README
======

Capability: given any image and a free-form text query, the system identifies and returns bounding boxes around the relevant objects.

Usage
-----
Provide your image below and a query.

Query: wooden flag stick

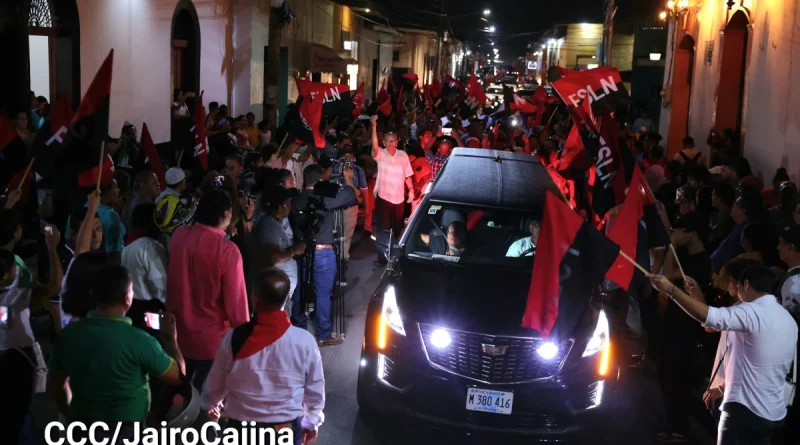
[670,244,687,282]
[96,142,106,193]
[277,132,289,151]
[177,148,185,167]
[618,249,650,276]
[16,158,35,191]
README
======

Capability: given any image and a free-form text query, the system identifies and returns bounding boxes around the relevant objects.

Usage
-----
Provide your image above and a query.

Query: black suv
[357,148,620,440]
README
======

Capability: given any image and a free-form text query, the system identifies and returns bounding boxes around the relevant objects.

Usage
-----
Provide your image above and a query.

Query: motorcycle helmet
[155,193,197,234]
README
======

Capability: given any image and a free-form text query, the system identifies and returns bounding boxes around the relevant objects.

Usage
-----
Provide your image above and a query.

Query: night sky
[367,0,660,61]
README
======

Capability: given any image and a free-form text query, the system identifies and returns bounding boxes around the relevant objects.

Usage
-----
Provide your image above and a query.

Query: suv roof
[427,148,561,211]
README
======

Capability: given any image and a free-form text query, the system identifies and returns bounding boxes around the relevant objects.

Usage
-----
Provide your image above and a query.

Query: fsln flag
[141,123,166,191]
[295,78,354,119]
[32,92,74,178]
[192,91,209,171]
[522,191,619,339]
[69,49,114,169]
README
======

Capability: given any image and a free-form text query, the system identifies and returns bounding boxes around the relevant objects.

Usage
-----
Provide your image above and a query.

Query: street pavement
[25,228,716,444]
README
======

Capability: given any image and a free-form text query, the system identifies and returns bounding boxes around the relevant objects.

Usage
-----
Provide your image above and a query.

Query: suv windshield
[404,201,540,266]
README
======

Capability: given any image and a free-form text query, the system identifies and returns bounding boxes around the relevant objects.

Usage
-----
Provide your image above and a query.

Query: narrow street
[313,231,716,445]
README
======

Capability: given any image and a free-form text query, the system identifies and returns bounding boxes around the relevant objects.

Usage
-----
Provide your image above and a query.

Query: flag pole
[640,173,687,281]
[177,148,185,167]
[16,158,36,191]
[618,249,650,276]
[96,142,106,193]
[670,244,687,282]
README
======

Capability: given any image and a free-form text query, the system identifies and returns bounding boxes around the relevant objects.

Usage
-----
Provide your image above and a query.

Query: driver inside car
[506,219,541,257]
[421,221,467,256]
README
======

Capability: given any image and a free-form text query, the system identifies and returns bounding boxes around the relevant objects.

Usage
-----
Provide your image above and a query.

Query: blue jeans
[292,248,336,340]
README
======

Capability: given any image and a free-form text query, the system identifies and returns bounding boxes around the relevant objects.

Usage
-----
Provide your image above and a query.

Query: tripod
[296,208,347,339]
[332,208,347,339]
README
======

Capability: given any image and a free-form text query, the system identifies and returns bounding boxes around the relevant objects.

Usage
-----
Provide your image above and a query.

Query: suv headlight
[377,286,405,349]
[583,310,609,357]
[582,310,611,376]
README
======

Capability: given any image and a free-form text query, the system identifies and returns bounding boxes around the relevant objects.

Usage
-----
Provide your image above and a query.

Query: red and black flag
[591,114,628,218]
[31,92,74,178]
[550,66,628,112]
[503,85,537,114]
[284,95,325,148]
[0,114,19,152]
[443,74,463,97]
[192,91,209,171]
[295,78,354,119]
[604,167,669,290]
[430,78,443,99]
[462,74,487,116]
[69,49,114,170]
[0,114,27,191]
[377,99,392,117]
[141,123,166,191]
[351,83,365,118]
[402,73,419,86]
[376,78,390,104]
[522,191,619,339]
[395,84,405,118]
[77,153,115,189]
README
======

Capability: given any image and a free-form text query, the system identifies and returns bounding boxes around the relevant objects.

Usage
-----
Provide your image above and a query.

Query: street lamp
[488,26,496,32]
[490,42,495,46]
[659,0,689,20]
[365,8,371,13]
[483,9,491,15]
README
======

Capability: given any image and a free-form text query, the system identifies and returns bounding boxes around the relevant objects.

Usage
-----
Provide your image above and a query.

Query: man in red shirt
[166,189,250,391]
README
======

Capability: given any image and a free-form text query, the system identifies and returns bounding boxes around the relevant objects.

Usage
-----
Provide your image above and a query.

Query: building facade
[5,0,466,145]
[658,0,799,179]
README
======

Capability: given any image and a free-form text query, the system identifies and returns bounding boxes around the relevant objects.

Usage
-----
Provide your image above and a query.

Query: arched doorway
[170,0,200,164]
[171,0,200,96]
[667,34,695,158]
[714,10,749,144]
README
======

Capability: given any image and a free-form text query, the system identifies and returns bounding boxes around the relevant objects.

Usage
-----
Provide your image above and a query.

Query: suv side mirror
[372,230,397,261]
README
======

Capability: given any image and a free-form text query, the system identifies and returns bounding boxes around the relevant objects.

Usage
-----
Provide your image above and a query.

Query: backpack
[679,151,702,172]
[777,267,800,307]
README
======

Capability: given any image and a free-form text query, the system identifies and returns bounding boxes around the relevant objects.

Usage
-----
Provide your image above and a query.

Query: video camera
[330,156,353,180]
[293,180,340,243]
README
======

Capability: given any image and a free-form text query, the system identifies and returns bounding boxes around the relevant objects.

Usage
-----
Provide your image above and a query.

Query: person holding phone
[1,220,63,443]
[48,266,185,439]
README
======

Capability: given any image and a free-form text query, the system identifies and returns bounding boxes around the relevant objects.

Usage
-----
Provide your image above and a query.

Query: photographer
[291,162,357,347]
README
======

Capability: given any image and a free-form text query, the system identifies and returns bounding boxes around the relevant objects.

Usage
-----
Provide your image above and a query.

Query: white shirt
[781,266,800,315]
[506,237,535,257]
[121,237,168,303]
[156,187,180,204]
[202,326,325,430]
[704,294,798,421]
[0,268,35,350]
[373,148,413,205]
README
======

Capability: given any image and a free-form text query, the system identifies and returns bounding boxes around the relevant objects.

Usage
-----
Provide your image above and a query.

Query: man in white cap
[156,167,188,203]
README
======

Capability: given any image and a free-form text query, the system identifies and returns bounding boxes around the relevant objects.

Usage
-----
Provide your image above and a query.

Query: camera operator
[290,162,357,347]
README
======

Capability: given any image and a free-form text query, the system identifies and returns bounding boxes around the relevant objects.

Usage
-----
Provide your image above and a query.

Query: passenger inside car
[420,221,468,256]
[506,219,541,257]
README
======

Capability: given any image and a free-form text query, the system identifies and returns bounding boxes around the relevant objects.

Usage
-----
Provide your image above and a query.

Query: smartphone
[442,128,453,136]
[213,175,225,188]
[0,305,8,325]
[40,220,53,235]
[144,312,161,330]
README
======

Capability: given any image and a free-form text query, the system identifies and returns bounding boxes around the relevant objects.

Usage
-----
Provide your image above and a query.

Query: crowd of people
[2,81,800,445]
[611,121,800,445]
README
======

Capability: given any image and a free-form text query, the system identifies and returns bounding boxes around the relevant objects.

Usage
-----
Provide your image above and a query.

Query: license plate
[465,388,513,415]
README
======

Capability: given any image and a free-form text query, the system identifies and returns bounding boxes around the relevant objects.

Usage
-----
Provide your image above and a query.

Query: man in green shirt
[48,265,185,428]
[0,207,33,287]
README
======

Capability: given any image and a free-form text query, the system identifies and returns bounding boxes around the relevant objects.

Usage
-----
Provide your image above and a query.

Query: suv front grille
[418,324,572,384]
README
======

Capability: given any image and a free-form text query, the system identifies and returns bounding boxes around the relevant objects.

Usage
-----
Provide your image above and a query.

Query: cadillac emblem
[481,344,507,356]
